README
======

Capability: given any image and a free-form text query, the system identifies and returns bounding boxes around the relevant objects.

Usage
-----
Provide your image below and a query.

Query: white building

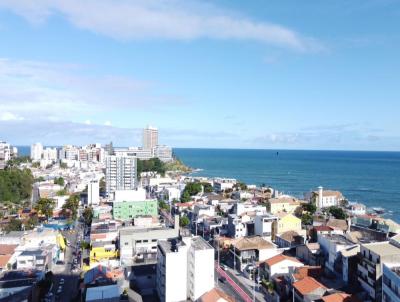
[114,188,146,202]
[88,179,100,205]
[42,147,58,161]
[156,236,214,302]
[0,141,15,169]
[105,155,137,198]
[254,214,278,241]
[262,254,304,280]
[383,263,400,302]
[30,143,43,162]
[313,186,344,209]
[153,145,173,162]
[143,125,158,151]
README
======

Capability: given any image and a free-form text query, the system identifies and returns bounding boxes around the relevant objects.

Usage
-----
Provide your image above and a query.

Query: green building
[113,200,158,220]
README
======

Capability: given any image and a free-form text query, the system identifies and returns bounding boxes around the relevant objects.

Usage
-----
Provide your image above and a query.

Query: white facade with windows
[30,143,43,161]
[88,179,100,205]
[143,126,158,151]
[156,236,214,302]
[105,155,137,198]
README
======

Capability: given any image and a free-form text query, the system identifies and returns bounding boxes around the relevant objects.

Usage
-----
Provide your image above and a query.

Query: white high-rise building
[105,155,137,199]
[0,141,14,169]
[143,126,158,151]
[157,236,214,302]
[88,179,100,205]
[42,147,58,161]
[30,143,43,161]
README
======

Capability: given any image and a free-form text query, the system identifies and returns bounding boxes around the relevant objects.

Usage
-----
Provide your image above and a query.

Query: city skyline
[0,1,400,150]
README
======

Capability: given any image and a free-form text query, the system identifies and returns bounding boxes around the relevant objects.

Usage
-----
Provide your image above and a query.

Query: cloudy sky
[0,0,399,150]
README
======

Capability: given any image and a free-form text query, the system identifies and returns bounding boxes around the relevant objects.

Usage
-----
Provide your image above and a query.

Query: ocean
[17,146,400,222]
[174,148,400,223]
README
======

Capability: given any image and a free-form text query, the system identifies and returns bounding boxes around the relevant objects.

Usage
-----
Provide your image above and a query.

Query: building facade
[156,236,214,302]
[383,263,400,302]
[113,200,158,220]
[143,126,158,151]
[30,143,43,161]
[105,155,137,198]
[88,179,100,206]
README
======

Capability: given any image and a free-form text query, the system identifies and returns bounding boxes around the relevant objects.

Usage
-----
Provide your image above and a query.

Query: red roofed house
[0,244,18,272]
[199,288,235,302]
[293,276,327,302]
[322,292,360,302]
[261,254,304,281]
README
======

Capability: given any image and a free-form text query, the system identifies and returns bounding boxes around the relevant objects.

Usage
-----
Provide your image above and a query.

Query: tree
[0,168,34,203]
[137,158,166,178]
[56,189,68,196]
[182,183,202,197]
[301,213,313,225]
[34,198,55,220]
[234,181,247,191]
[82,207,94,226]
[59,162,68,169]
[5,218,22,232]
[62,195,80,220]
[24,215,39,230]
[327,206,347,219]
[158,200,170,212]
[201,182,213,193]
[180,191,191,203]
[54,177,65,186]
[179,215,190,227]
[31,162,40,168]
[302,203,317,214]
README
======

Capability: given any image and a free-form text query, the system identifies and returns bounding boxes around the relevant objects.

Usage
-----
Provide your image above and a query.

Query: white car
[59,279,65,285]
[57,286,62,294]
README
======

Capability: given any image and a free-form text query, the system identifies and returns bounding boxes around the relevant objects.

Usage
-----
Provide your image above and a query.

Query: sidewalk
[225,267,265,302]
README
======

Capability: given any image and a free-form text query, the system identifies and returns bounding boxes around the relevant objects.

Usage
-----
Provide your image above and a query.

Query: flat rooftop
[364,241,400,257]
[191,236,213,251]
[158,239,185,254]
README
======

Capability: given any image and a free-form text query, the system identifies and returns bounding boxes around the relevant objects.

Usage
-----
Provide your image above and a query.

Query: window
[125,242,129,246]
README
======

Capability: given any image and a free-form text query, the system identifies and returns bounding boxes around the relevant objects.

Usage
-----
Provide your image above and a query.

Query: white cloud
[0,57,180,122]
[84,120,91,125]
[0,0,323,52]
[0,111,24,121]
[104,121,112,126]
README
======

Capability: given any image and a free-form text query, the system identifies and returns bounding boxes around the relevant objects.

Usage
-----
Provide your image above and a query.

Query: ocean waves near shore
[174,148,400,222]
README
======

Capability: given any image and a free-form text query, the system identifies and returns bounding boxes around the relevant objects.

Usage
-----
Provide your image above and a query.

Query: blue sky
[0,0,399,150]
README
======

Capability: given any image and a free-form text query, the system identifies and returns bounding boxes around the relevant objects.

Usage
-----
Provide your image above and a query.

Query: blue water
[174,148,400,222]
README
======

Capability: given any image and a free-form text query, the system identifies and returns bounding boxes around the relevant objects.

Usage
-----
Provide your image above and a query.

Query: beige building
[267,197,301,214]
[143,125,158,151]
[275,212,302,235]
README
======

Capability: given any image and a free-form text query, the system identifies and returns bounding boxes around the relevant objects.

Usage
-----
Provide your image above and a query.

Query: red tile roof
[293,266,323,281]
[0,255,12,268]
[313,226,333,232]
[200,288,235,302]
[265,254,302,267]
[322,293,359,302]
[293,276,326,295]
[0,244,18,255]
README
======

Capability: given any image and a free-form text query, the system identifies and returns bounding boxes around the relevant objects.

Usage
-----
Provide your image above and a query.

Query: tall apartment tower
[143,126,158,151]
[30,143,43,162]
[88,179,100,205]
[157,236,214,302]
[105,155,137,199]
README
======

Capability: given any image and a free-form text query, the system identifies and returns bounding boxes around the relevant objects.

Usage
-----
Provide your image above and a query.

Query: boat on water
[372,207,385,214]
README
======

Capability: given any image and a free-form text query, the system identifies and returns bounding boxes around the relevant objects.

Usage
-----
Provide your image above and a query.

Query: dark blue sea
[174,148,400,222]
[18,146,400,222]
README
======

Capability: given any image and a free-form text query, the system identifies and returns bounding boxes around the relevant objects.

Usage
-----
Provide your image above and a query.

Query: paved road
[48,222,82,302]
[215,262,252,302]
[215,270,245,302]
